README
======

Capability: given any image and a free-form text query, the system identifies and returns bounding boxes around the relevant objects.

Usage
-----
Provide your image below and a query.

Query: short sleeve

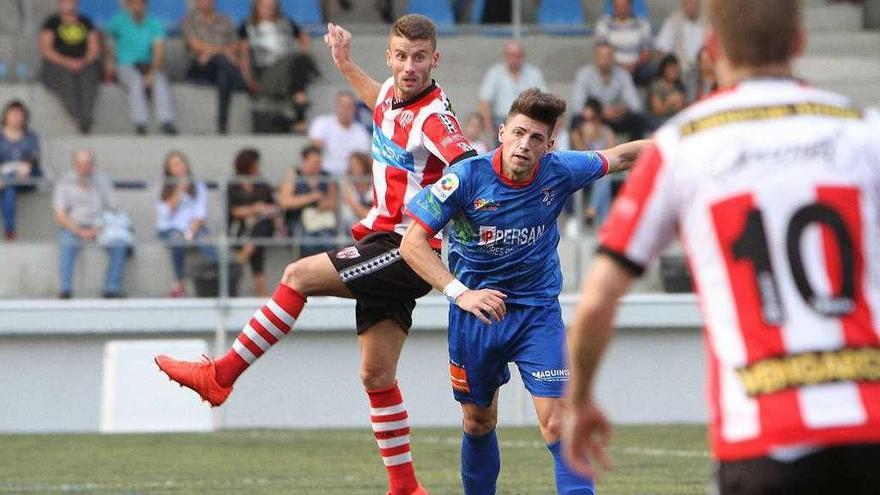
[421,113,476,166]
[307,116,327,141]
[150,18,166,40]
[598,143,679,275]
[41,15,58,32]
[555,150,608,191]
[105,14,120,38]
[405,170,468,236]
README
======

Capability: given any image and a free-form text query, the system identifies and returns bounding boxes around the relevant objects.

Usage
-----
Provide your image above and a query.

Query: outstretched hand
[456,289,507,324]
[324,23,353,70]
[562,401,614,480]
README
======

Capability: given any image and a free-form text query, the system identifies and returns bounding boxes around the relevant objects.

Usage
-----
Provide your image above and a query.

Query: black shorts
[327,231,435,334]
[716,443,880,495]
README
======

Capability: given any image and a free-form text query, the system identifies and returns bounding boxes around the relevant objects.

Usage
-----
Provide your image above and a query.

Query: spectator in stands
[687,46,718,102]
[572,98,616,227]
[239,0,319,134]
[654,0,704,74]
[278,145,338,258]
[570,42,648,139]
[0,101,41,241]
[462,113,490,155]
[478,41,546,136]
[105,0,178,136]
[594,0,653,85]
[182,0,247,135]
[647,54,688,128]
[307,91,371,176]
[53,150,129,298]
[340,151,373,229]
[228,148,276,297]
[39,0,101,134]
[157,151,218,298]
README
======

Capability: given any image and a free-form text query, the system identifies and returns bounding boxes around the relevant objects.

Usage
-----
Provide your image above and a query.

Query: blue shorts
[448,301,569,408]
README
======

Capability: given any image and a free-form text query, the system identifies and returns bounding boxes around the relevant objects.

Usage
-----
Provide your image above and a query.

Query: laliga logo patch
[430,173,459,202]
[335,246,361,259]
[398,110,415,128]
[541,187,556,206]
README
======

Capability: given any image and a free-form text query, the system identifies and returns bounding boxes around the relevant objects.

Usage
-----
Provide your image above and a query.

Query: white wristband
[443,279,469,303]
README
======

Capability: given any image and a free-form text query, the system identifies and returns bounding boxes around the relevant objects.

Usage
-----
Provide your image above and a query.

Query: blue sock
[547,441,595,495]
[461,429,500,495]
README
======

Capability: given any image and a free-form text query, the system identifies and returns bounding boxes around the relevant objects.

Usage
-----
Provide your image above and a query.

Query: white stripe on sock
[371,419,409,432]
[376,435,410,449]
[253,309,286,340]
[370,404,406,416]
[382,452,412,466]
[243,324,270,351]
[266,300,296,328]
[232,339,256,364]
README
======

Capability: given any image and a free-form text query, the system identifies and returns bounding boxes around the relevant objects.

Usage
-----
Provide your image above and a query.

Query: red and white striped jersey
[354,77,474,248]
[600,79,880,461]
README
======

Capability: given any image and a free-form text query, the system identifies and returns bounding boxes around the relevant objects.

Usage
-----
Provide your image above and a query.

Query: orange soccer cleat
[154,354,232,407]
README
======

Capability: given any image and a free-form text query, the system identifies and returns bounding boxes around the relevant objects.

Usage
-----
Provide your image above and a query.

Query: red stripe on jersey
[422,113,473,164]
[238,334,264,358]
[372,166,409,233]
[421,154,445,188]
[816,186,880,424]
[710,193,805,443]
[249,318,278,344]
[600,144,664,254]
[260,306,290,335]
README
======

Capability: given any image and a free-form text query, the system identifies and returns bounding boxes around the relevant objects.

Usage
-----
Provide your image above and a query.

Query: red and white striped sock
[214,284,306,387]
[368,382,420,495]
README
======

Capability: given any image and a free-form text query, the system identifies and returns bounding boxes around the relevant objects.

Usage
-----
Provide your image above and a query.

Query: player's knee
[462,413,497,436]
[538,414,562,443]
[360,365,395,390]
[280,260,309,294]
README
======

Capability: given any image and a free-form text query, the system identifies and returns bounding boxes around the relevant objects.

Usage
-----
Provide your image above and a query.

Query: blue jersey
[406,148,608,305]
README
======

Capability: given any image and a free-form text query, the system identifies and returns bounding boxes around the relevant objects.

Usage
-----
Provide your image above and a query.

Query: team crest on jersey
[398,110,415,127]
[473,198,499,211]
[335,246,361,259]
[541,188,556,206]
[431,173,460,202]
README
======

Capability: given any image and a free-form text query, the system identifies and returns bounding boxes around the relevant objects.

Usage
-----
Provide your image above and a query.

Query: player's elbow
[399,226,427,263]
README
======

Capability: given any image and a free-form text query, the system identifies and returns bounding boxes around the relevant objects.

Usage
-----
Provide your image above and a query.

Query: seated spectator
[307,91,371,176]
[570,98,616,227]
[654,0,704,74]
[53,150,129,298]
[687,46,718,102]
[105,0,178,135]
[157,151,218,298]
[462,113,490,154]
[478,41,546,137]
[594,0,653,85]
[0,101,42,241]
[39,0,101,134]
[279,145,338,258]
[183,0,247,135]
[602,0,648,19]
[648,54,688,128]
[340,151,373,228]
[228,148,276,297]
[239,0,320,134]
[570,42,648,139]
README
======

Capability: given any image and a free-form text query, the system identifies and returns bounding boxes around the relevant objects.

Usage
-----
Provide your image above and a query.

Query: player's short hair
[709,0,801,67]
[506,88,566,136]
[390,14,437,50]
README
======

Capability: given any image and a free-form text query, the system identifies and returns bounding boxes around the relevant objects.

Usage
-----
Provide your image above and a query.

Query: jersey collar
[391,80,438,110]
[492,147,541,188]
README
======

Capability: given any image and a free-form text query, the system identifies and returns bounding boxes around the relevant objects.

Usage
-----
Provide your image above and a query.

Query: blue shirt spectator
[106,8,165,65]
[0,101,41,241]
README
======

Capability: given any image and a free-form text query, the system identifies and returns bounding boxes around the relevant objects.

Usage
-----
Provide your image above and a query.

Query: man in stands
[156,15,475,495]
[654,0,705,75]
[307,90,371,177]
[594,0,653,85]
[477,41,547,139]
[105,0,177,135]
[563,1,880,493]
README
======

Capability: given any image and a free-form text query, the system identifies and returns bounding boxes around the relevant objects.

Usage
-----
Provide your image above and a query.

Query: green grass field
[0,425,710,494]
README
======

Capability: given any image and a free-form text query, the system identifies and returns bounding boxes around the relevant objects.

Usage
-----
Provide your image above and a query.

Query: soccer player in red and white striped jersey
[563,0,880,493]
[155,15,475,495]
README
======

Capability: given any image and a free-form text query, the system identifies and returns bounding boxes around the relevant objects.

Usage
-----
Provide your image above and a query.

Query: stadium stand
[536,0,589,34]
[77,0,119,28]
[148,0,188,34]
[408,0,456,28]
[215,0,252,26]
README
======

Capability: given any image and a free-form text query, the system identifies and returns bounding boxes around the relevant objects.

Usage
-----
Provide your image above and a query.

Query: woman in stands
[157,151,217,298]
[238,0,319,134]
[227,148,277,297]
[688,46,719,101]
[0,101,42,241]
[648,54,689,128]
[340,151,373,231]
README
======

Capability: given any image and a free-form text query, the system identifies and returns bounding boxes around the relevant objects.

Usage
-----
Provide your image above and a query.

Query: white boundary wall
[0,295,706,432]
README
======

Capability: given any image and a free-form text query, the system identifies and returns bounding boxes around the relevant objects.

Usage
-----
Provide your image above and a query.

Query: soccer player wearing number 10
[401,88,649,494]
[563,0,880,493]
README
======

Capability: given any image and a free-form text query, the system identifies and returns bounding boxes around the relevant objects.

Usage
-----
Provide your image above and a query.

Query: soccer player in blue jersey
[400,88,649,494]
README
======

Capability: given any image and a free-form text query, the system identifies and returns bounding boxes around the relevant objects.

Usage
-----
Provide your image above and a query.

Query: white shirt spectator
[479,62,547,123]
[570,64,643,115]
[156,180,209,233]
[594,15,653,67]
[308,114,371,176]
[655,10,705,72]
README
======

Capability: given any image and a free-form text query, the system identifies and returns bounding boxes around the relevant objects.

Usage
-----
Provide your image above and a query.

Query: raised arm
[324,23,381,110]
[599,139,651,174]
